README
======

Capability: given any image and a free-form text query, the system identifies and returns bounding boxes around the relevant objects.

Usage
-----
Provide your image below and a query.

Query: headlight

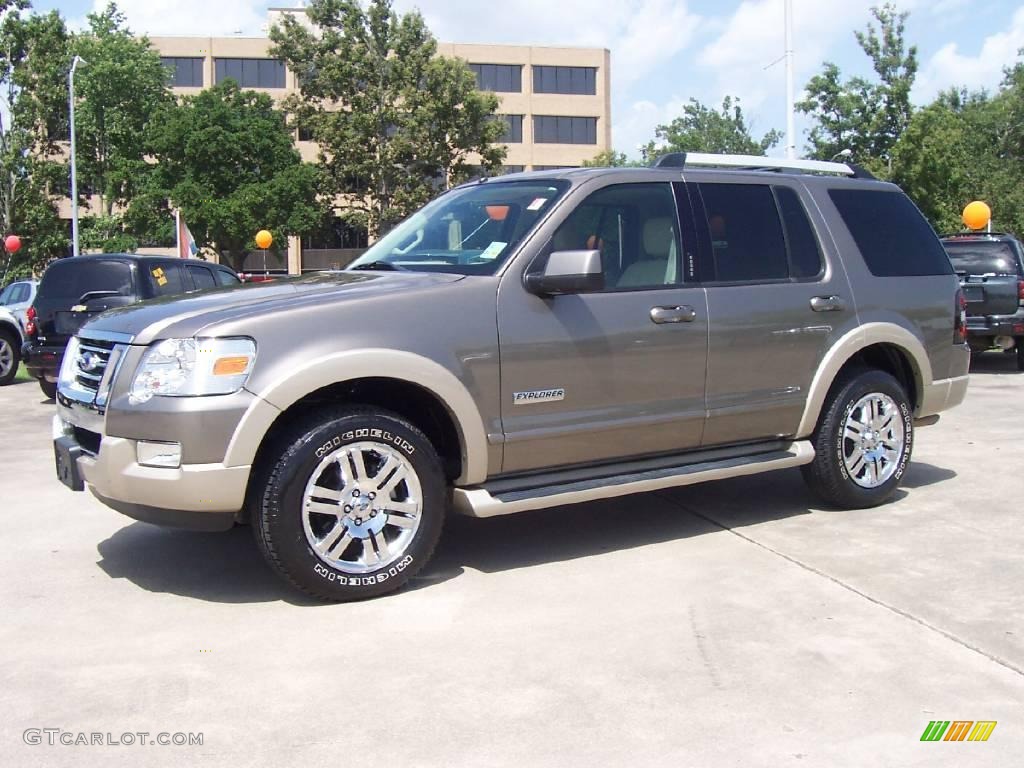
[129,337,255,404]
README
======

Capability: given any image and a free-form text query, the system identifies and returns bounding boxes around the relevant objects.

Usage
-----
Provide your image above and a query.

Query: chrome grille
[60,334,130,409]
[74,339,115,392]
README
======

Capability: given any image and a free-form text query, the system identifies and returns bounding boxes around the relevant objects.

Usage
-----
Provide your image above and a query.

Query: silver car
[51,154,970,601]
[0,278,37,332]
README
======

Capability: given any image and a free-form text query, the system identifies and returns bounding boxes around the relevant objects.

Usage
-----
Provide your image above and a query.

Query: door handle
[809,295,847,312]
[650,305,697,324]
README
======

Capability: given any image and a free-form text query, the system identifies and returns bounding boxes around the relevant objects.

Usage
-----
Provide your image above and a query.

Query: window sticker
[152,266,168,287]
[479,241,508,261]
[527,197,549,211]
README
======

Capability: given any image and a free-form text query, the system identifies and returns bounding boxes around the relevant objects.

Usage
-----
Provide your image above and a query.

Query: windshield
[347,180,570,275]
[943,241,1022,276]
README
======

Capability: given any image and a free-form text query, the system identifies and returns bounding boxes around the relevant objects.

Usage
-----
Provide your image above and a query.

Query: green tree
[73,2,171,220]
[270,0,506,238]
[643,96,781,161]
[799,3,918,170]
[0,1,70,278]
[890,89,1003,233]
[137,80,325,272]
[582,149,643,167]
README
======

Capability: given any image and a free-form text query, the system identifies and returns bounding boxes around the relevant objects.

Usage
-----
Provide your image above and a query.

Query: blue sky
[38,0,1024,159]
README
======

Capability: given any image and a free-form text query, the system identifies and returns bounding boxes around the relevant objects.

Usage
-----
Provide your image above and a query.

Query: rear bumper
[964,312,1024,338]
[919,374,970,418]
[22,342,64,382]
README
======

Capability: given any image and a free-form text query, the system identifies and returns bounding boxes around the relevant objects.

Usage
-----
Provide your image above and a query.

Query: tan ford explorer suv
[52,154,970,601]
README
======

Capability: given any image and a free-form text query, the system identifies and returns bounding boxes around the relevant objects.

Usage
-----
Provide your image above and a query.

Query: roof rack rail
[940,231,1011,238]
[652,151,874,178]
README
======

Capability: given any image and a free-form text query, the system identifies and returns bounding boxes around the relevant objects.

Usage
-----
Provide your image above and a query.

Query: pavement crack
[657,492,1024,680]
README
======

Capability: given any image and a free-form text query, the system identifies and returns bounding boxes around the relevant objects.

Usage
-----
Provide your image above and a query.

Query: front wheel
[801,369,913,509]
[1016,339,1024,371]
[253,407,446,601]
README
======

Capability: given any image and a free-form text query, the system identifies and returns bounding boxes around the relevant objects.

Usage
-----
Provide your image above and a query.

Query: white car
[0,306,23,385]
[0,278,38,332]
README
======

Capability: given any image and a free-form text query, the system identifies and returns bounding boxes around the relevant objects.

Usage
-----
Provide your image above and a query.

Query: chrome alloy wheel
[302,441,423,574]
[0,337,13,379]
[842,393,905,489]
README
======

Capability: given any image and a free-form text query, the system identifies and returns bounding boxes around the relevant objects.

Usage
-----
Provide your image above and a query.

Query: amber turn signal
[213,356,251,376]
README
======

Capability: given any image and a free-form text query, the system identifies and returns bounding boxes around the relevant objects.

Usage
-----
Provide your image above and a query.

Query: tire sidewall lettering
[314,428,416,459]
[313,555,414,586]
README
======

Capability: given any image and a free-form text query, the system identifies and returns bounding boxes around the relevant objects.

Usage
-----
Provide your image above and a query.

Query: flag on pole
[175,209,198,259]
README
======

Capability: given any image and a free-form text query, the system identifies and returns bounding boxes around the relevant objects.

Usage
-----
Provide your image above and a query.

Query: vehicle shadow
[94,461,956,604]
[969,352,1021,375]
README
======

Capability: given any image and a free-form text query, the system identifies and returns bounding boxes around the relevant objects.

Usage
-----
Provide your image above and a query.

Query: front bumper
[23,342,63,382]
[54,414,251,532]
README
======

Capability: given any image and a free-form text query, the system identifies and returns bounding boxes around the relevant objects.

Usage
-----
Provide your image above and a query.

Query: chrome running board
[452,441,815,518]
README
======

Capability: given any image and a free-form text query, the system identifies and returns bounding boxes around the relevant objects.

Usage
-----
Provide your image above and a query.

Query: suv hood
[81,270,465,345]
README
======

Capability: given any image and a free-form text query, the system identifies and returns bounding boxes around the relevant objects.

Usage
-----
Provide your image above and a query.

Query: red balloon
[4,235,21,253]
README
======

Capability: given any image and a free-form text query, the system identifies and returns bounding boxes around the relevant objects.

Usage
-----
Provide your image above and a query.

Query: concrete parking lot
[1,356,1022,767]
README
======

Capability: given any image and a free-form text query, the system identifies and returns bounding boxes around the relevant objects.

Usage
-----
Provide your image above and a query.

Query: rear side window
[698,183,788,282]
[775,187,823,278]
[214,269,240,286]
[943,241,1022,276]
[149,262,187,296]
[829,189,953,277]
[38,260,133,301]
[186,264,217,290]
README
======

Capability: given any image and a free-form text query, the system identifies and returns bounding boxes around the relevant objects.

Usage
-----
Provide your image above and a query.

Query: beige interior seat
[617,217,677,288]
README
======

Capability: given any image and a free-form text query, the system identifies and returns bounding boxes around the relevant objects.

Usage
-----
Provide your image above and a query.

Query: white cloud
[914,6,1024,100]
[398,0,701,86]
[91,0,267,37]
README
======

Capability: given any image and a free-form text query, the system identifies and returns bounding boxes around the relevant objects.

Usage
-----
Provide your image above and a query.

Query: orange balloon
[962,201,991,231]
[254,229,273,249]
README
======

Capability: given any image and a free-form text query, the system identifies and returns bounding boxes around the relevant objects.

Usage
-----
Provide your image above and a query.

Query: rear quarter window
[829,188,953,277]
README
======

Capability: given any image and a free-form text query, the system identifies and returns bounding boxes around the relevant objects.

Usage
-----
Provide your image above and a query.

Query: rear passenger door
[683,180,854,446]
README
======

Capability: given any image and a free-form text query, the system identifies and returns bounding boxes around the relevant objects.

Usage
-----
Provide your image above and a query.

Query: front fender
[224,348,489,485]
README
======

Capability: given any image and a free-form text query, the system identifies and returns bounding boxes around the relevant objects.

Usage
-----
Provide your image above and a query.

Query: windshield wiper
[351,260,406,271]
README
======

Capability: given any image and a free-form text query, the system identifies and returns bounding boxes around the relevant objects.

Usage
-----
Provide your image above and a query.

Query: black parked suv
[940,233,1024,369]
[24,254,239,398]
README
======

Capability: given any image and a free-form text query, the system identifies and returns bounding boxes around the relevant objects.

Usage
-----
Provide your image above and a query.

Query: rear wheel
[1017,339,1024,371]
[802,368,913,509]
[39,379,57,400]
[253,406,446,601]
[0,328,19,385]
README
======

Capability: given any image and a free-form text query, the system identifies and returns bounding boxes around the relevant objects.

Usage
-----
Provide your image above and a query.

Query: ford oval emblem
[78,351,101,373]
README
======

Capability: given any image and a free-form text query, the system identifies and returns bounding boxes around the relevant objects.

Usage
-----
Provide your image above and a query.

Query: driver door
[496,181,709,474]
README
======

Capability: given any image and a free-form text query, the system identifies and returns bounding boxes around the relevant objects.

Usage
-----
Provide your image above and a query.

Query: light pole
[784,0,795,159]
[68,55,87,257]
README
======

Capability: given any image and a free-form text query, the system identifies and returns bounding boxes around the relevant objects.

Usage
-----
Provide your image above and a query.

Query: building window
[161,57,204,87]
[532,165,580,171]
[214,58,286,88]
[533,116,597,145]
[297,125,314,142]
[469,63,522,92]
[495,114,523,143]
[302,217,370,251]
[533,66,597,95]
[501,165,525,174]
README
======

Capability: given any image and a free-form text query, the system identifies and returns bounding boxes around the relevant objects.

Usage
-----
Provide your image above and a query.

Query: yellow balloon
[962,201,991,231]
[255,229,273,249]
